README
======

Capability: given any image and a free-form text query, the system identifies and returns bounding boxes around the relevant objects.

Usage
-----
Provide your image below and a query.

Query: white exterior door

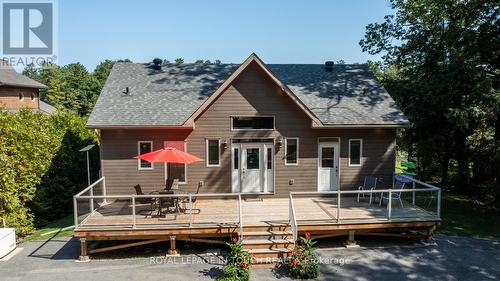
[232,142,274,193]
[241,145,262,193]
[318,142,339,191]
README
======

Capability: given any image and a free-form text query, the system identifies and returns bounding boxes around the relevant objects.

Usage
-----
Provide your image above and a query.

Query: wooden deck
[74,196,439,239]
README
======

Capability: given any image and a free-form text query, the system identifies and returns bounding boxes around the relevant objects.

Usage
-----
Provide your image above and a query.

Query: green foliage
[174,58,184,65]
[0,109,98,235]
[216,238,251,281]
[287,232,319,279]
[194,60,204,64]
[360,0,500,202]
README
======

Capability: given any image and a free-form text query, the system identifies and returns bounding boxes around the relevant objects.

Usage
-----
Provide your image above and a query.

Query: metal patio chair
[379,181,406,208]
[357,176,378,204]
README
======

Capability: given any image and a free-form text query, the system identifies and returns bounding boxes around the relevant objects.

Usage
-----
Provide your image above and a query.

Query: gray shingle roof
[87,62,408,127]
[0,62,47,89]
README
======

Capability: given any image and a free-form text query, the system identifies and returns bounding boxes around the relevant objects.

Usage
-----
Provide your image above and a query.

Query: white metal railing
[288,176,441,241]
[73,176,106,228]
[74,178,244,238]
[288,193,298,242]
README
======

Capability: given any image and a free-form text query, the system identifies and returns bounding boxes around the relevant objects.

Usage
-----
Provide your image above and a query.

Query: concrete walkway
[0,235,498,281]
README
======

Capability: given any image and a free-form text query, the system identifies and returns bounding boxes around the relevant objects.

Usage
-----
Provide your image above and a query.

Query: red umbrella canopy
[134,147,203,164]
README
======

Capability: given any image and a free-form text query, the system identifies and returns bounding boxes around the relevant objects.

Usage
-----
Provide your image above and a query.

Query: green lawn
[23,215,74,242]
[437,192,500,238]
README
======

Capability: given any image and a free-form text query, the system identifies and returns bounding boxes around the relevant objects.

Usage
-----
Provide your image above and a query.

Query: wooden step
[242,239,294,250]
[243,230,292,240]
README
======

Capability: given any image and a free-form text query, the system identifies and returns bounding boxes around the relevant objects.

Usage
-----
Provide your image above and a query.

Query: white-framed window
[165,142,187,184]
[137,141,153,170]
[285,138,299,165]
[348,139,363,166]
[231,116,275,131]
[206,139,221,167]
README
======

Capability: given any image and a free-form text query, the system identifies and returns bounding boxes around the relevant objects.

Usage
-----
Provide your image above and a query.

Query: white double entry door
[231,143,274,193]
[317,142,340,191]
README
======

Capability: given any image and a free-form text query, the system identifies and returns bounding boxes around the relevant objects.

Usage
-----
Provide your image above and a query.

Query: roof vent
[122,87,130,95]
[325,61,334,72]
[152,58,163,70]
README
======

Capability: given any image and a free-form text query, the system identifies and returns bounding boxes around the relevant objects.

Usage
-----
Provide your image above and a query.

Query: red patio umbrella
[134,147,203,164]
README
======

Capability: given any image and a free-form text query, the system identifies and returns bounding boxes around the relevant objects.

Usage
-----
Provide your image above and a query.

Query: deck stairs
[241,223,294,267]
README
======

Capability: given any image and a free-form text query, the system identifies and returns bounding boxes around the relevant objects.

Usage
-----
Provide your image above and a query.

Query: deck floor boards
[76,197,437,231]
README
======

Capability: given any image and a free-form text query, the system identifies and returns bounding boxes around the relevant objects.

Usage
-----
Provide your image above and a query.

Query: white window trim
[230,116,276,131]
[137,141,154,170]
[206,138,221,167]
[348,139,363,167]
[164,142,188,184]
[284,137,299,166]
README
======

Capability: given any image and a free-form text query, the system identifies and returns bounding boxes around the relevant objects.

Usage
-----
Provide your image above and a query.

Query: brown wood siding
[100,61,396,196]
[0,86,39,110]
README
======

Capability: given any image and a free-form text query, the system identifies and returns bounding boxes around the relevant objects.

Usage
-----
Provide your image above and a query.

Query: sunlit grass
[23,215,74,241]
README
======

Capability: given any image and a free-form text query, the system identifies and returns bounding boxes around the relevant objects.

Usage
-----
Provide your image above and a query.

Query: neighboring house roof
[39,100,57,114]
[87,54,409,128]
[0,61,48,89]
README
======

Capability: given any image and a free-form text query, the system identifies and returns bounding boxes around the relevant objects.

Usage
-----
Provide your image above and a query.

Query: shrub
[287,232,320,279]
[216,237,251,281]
[0,109,98,235]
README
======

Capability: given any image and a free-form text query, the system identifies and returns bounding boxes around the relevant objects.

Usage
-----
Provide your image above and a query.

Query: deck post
[412,181,416,205]
[102,177,107,204]
[189,194,193,228]
[336,190,341,222]
[167,235,179,256]
[131,195,136,229]
[73,196,78,228]
[89,185,94,213]
[78,238,90,262]
[387,190,392,220]
[426,225,436,242]
[238,193,243,240]
[344,230,359,248]
[437,189,441,218]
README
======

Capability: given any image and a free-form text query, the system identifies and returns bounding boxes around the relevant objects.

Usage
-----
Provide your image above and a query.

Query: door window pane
[234,148,239,169]
[321,147,334,168]
[246,148,260,169]
[207,139,220,166]
[267,148,272,169]
[285,138,298,164]
[349,140,362,166]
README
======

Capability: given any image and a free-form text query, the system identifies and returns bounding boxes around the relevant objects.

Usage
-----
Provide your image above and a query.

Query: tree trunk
[454,130,469,194]
[495,113,500,207]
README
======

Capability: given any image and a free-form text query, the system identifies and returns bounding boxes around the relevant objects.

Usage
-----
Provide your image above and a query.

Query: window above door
[231,116,274,131]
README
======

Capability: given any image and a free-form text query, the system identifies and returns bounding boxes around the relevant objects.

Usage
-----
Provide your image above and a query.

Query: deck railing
[73,177,244,238]
[288,175,441,242]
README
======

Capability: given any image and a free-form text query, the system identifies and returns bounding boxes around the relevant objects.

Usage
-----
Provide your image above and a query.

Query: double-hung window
[137,141,153,170]
[206,139,221,167]
[285,138,299,165]
[348,139,362,166]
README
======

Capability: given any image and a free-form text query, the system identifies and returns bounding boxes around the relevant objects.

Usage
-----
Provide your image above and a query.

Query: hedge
[0,109,98,236]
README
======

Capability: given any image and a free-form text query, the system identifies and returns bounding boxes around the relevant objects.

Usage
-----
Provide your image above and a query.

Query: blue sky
[59,0,394,70]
